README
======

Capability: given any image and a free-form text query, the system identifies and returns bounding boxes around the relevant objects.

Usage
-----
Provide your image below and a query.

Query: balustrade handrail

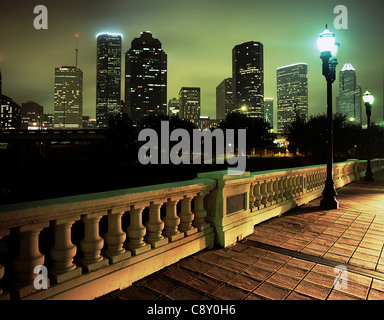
[0,178,216,230]
[249,160,356,179]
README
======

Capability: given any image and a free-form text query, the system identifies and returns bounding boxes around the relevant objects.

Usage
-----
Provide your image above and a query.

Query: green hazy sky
[0,0,383,126]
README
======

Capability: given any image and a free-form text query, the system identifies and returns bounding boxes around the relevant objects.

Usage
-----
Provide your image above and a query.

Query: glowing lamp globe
[317,26,336,54]
[331,42,340,58]
[363,90,374,105]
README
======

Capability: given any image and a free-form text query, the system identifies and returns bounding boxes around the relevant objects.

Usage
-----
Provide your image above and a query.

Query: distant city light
[96,32,123,39]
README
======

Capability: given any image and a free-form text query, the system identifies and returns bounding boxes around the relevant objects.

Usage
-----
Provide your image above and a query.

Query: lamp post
[363,90,374,182]
[317,24,340,209]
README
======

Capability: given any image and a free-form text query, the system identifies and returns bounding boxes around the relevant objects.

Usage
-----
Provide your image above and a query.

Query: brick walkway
[99,171,384,300]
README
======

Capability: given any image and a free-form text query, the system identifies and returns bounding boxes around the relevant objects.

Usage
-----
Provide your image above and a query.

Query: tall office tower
[168,97,179,117]
[179,87,201,121]
[276,63,308,133]
[0,95,21,129]
[21,101,44,129]
[232,41,264,118]
[216,78,234,120]
[54,66,83,129]
[264,98,274,129]
[96,32,122,128]
[125,32,167,123]
[338,63,362,124]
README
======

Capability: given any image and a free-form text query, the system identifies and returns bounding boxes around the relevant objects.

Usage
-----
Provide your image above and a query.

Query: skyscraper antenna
[75,33,79,67]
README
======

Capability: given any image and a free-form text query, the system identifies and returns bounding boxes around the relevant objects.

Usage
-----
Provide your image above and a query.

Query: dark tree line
[286,113,384,162]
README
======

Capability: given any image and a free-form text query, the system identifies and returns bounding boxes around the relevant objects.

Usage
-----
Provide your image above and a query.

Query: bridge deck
[99,171,384,300]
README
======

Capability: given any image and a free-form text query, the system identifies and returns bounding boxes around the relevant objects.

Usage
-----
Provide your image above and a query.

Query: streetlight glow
[363,90,374,105]
[317,26,336,53]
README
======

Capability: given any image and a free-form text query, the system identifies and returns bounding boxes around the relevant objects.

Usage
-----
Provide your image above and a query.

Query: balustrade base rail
[0,158,382,300]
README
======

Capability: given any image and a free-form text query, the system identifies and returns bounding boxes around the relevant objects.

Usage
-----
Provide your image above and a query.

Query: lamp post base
[320,196,339,210]
[364,168,374,182]
[320,179,339,210]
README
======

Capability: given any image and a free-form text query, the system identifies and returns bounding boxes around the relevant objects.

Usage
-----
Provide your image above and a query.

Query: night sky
[0,0,383,126]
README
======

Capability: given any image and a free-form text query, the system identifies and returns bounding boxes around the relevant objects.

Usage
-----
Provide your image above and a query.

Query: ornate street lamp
[317,24,340,209]
[363,90,374,181]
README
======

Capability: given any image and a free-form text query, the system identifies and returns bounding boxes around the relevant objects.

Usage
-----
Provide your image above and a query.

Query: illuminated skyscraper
[54,66,83,128]
[232,41,264,118]
[216,78,234,120]
[125,32,167,123]
[277,63,308,133]
[0,95,21,129]
[179,87,200,121]
[338,63,362,124]
[96,32,122,128]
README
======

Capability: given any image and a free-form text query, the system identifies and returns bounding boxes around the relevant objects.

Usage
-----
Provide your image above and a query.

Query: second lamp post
[317,24,340,209]
[363,90,374,182]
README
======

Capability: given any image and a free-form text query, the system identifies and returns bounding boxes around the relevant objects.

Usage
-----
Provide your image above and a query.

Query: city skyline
[0,0,383,124]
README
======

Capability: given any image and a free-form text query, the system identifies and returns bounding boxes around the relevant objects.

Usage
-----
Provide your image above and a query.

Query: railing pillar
[125,206,151,255]
[179,196,198,236]
[13,223,48,297]
[50,219,82,283]
[249,183,256,211]
[260,180,268,207]
[163,199,184,242]
[79,215,109,272]
[104,210,131,263]
[146,202,168,248]
[266,180,275,205]
[253,181,262,209]
[193,192,210,231]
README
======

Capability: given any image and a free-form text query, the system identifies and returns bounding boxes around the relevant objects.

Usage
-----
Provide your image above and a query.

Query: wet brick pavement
[98,171,384,300]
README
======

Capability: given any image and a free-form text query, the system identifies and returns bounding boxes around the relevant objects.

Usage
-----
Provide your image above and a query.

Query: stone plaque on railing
[226,193,246,214]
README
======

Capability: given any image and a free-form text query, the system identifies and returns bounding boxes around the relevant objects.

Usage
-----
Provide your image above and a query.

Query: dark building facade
[232,41,264,118]
[125,32,167,124]
[264,98,274,129]
[96,33,122,128]
[21,101,44,129]
[216,78,234,120]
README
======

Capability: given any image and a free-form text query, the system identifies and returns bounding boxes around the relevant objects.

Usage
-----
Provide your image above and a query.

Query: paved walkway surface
[99,171,384,300]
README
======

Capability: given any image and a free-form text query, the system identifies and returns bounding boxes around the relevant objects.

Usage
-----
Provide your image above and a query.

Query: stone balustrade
[0,178,216,299]
[200,159,384,247]
[0,158,383,300]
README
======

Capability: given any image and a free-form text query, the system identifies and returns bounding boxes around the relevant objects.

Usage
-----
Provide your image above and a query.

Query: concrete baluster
[282,176,289,199]
[50,219,82,283]
[13,224,47,297]
[267,180,275,204]
[179,195,198,236]
[126,206,151,255]
[248,183,256,211]
[193,192,210,231]
[163,199,184,242]
[104,210,131,263]
[253,181,262,208]
[260,180,268,207]
[146,202,168,248]
[79,215,109,272]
